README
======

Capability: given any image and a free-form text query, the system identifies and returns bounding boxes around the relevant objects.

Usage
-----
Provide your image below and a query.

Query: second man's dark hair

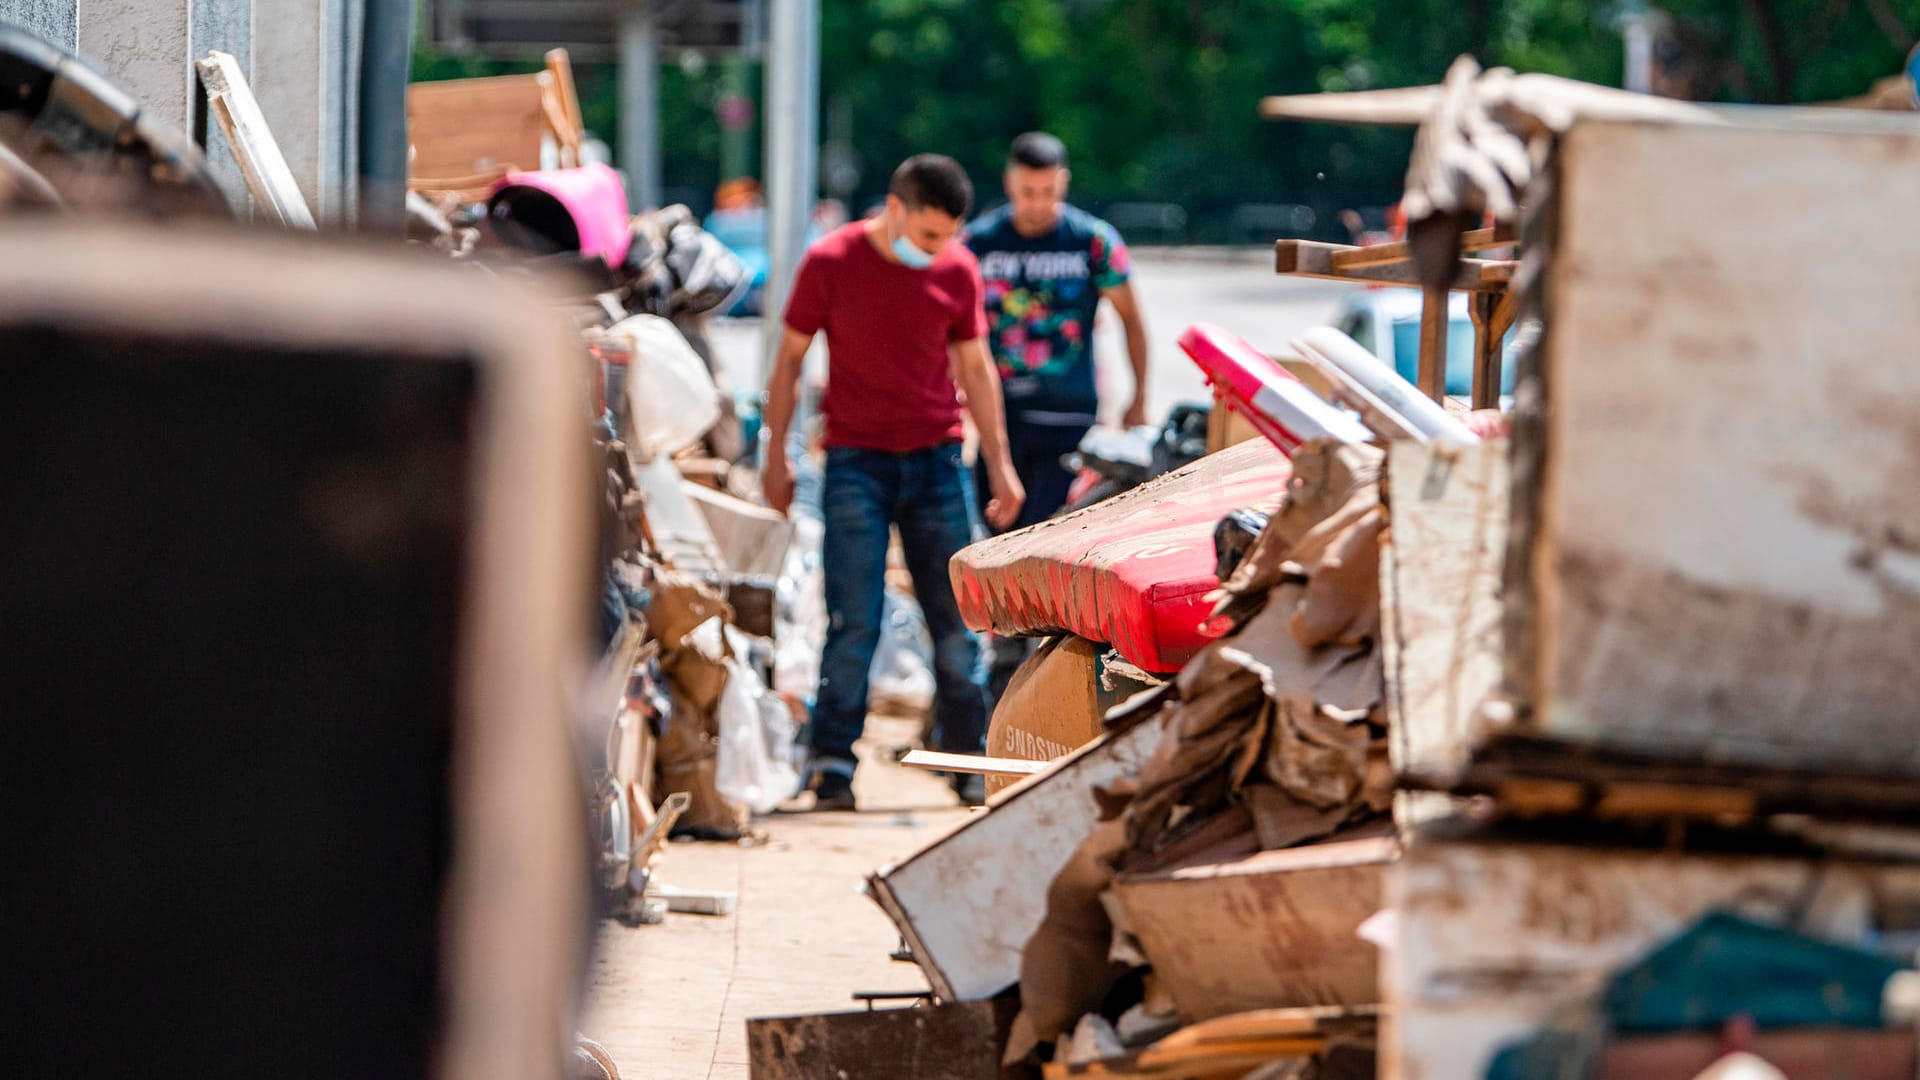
[890,154,973,219]
[1008,131,1068,170]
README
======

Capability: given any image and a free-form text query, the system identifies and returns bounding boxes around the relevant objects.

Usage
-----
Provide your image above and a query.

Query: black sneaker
[809,770,858,812]
[951,772,986,807]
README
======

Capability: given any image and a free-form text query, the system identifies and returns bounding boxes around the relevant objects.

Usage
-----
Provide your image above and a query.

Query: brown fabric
[1011,438,1394,1051]
[1011,818,1131,1052]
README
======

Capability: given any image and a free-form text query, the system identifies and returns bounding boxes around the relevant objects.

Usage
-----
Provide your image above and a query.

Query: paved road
[707,247,1364,428]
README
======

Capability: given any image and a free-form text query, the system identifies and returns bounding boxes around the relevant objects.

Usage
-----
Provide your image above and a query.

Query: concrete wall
[11,0,75,48]
[3,0,358,224]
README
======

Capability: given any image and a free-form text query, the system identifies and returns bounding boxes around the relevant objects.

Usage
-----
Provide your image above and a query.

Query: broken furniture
[951,437,1292,676]
[406,49,587,200]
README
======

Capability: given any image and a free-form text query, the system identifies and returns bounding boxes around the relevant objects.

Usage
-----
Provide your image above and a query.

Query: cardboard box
[983,636,1151,794]
[1111,834,1394,1023]
[1385,827,1920,1080]
[868,711,1168,1002]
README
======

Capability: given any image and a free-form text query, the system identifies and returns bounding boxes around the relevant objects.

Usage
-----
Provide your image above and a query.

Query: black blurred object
[1213,508,1271,582]
[0,22,225,213]
[1061,401,1212,514]
[622,204,752,321]
[0,223,592,1080]
[716,574,778,640]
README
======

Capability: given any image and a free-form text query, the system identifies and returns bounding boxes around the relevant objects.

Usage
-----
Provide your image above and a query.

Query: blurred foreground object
[0,22,225,215]
[0,222,595,1080]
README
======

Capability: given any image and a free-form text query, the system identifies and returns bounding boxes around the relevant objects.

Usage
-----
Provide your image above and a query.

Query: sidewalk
[583,718,972,1080]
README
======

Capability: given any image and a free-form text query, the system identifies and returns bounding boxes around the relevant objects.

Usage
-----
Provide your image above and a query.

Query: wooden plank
[406,73,550,183]
[1260,85,1443,126]
[746,1000,1012,1080]
[1276,239,1515,290]
[1522,117,1920,780]
[544,48,585,164]
[195,50,316,229]
[868,716,1169,1002]
[899,750,1048,777]
[1386,831,1920,1080]
[1466,290,1503,410]
[1415,284,1448,401]
[1328,224,1517,270]
[1381,440,1508,790]
[1110,836,1395,1023]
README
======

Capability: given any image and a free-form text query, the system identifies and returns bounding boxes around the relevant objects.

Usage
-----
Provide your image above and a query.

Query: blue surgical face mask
[893,234,936,269]
[889,215,938,269]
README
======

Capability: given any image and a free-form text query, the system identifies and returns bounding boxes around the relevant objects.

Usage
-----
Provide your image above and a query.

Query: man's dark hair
[890,154,973,218]
[1008,131,1068,170]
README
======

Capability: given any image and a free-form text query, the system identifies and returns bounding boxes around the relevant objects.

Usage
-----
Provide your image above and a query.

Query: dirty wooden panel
[1521,117,1920,779]
[869,716,1168,1002]
[1380,440,1508,788]
[1385,831,1920,1080]
[407,74,551,183]
[1112,835,1395,1023]
[746,1000,1013,1080]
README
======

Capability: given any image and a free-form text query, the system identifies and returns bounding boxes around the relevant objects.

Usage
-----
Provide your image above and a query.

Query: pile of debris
[749,58,1920,1080]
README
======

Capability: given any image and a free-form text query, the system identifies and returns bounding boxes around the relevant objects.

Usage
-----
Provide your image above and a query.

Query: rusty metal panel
[747,1000,1014,1080]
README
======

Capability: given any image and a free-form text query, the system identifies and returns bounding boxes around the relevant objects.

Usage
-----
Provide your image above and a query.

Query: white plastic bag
[690,617,800,814]
[610,314,722,461]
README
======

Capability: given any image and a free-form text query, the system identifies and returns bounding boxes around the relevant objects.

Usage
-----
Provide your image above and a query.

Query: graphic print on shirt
[967,205,1130,419]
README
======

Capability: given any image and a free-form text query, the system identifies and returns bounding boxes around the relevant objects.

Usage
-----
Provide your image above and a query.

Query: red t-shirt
[782,221,988,452]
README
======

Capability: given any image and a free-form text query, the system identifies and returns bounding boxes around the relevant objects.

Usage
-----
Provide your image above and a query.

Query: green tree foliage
[414,0,1918,224]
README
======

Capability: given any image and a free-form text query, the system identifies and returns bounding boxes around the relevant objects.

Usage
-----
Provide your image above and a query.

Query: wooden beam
[196,51,317,229]
[1260,85,1442,125]
[1416,284,1449,401]
[1329,223,1518,270]
[898,750,1048,777]
[1276,239,1515,290]
[1468,290,1505,410]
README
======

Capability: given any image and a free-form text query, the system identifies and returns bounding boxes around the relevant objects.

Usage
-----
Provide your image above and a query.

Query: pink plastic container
[487,163,632,267]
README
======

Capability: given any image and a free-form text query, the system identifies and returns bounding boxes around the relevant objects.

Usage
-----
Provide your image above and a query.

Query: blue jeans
[811,442,988,776]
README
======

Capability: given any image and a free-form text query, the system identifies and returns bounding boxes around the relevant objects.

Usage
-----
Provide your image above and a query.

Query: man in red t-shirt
[762,154,1025,810]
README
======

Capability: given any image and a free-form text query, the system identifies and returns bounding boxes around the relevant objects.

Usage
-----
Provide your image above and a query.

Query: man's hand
[761,448,795,516]
[1122,396,1149,429]
[984,458,1026,531]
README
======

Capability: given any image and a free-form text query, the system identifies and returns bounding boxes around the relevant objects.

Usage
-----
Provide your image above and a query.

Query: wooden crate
[1507,115,1920,781]
[1110,834,1395,1023]
[1384,827,1920,1080]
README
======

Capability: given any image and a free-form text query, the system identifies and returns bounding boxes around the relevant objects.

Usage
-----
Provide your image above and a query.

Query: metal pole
[762,0,819,373]
[619,4,662,211]
[356,0,412,232]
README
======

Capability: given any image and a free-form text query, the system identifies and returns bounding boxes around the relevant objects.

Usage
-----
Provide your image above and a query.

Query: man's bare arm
[949,336,1025,530]
[760,326,813,515]
[1103,281,1151,427]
